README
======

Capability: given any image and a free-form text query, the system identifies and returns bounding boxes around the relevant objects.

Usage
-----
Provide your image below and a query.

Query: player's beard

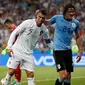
[37,22,42,27]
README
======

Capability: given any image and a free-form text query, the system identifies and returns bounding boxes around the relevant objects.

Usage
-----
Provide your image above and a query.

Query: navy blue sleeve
[45,39,51,44]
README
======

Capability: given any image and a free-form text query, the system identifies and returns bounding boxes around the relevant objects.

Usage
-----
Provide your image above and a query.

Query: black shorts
[53,49,73,72]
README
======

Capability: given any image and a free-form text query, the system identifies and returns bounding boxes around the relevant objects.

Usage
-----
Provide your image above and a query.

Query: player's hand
[1,48,8,55]
[76,52,82,63]
[8,49,14,57]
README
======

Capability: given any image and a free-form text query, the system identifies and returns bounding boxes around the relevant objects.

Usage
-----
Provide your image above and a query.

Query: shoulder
[50,15,63,21]
[72,18,80,26]
[22,19,34,23]
[57,15,63,17]
[42,24,47,29]
[51,15,63,18]
[42,24,48,32]
[21,19,35,26]
[50,15,63,24]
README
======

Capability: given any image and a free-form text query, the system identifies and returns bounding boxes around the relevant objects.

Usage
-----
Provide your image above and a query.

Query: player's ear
[35,10,40,18]
[35,15,37,18]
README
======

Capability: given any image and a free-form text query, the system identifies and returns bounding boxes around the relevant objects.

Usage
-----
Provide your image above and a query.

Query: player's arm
[45,39,53,49]
[43,26,53,49]
[45,15,57,25]
[1,26,17,55]
[7,21,27,56]
[1,47,8,55]
[75,26,83,63]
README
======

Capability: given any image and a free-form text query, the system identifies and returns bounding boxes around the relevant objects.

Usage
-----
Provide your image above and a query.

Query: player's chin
[39,22,43,25]
[69,15,74,19]
[68,17,73,20]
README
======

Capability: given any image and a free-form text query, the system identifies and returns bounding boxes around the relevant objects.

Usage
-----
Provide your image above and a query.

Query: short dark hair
[63,4,75,15]
[39,9,47,15]
[35,9,47,16]
[4,18,13,24]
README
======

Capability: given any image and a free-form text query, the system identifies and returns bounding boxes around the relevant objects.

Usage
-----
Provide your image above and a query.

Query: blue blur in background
[0,49,85,66]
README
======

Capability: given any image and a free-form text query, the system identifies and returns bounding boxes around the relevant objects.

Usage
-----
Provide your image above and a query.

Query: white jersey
[7,19,50,55]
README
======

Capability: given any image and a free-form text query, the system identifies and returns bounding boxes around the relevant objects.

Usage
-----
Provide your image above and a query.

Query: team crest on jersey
[40,30,43,36]
[57,64,61,69]
[72,22,76,28]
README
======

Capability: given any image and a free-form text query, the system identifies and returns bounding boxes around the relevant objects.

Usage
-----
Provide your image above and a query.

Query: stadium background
[0,0,85,85]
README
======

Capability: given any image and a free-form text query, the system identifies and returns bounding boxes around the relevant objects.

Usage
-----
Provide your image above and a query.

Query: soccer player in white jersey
[1,9,53,85]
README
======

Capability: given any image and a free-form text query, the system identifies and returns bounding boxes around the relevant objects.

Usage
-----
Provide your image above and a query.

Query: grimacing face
[65,8,75,20]
[36,12,46,26]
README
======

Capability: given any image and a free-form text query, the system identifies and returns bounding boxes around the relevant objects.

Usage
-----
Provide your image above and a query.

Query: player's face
[36,12,46,26]
[5,23,11,29]
[65,8,75,20]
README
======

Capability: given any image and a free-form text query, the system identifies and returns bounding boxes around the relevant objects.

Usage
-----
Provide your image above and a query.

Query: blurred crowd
[0,0,85,53]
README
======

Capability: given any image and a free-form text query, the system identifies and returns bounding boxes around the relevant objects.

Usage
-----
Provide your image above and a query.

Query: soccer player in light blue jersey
[46,4,83,85]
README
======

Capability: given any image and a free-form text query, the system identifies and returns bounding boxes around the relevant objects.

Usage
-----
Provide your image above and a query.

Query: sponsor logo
[57,64,61,69]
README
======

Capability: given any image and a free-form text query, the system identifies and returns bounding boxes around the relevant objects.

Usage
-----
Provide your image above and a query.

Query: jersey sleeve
[43,26,50,39]
[42,25,53,49]
[74,21,80,38]
[7,20,27,49]
[50,15,57,24]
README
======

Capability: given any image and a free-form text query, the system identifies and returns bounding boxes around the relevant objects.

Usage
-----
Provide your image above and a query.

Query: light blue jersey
[50,15,80,50]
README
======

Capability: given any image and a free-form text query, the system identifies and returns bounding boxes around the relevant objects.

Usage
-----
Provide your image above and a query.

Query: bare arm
[44,19,51,25]
[74,26,83,63]
[45,15,57,25]
[76,34,83,63]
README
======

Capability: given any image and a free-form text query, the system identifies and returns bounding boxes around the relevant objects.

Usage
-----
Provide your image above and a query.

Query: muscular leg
[25,70,35,85]
[1,68,15,85]
[64,72,71,85]
[55,69,68,85]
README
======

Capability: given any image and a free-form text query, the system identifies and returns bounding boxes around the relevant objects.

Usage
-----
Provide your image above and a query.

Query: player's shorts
[7,50,35,72]
[53,49,73,72]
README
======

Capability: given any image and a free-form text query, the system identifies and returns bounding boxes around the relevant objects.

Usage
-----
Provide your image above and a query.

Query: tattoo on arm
[75,27,79,39]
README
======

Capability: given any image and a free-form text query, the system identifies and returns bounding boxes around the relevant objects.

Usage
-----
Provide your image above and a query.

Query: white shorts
[7,52,35,72]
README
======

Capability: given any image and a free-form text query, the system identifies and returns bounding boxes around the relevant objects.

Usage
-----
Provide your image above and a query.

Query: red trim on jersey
[10,25,21,82]
[11,25,16,33]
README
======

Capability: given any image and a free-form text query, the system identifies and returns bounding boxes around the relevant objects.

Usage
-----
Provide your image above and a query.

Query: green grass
[0,66,85,85]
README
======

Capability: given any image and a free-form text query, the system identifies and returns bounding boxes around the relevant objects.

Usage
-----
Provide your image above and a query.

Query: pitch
[0,66,85,85]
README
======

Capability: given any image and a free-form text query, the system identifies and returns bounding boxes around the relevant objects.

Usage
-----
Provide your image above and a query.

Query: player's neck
[35,19,42,27]
[64,16,72,21]
[36,22,42,27]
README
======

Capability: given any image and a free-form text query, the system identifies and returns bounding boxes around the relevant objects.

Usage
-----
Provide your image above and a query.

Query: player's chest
[56,19,76,33]
[25,26,44,38]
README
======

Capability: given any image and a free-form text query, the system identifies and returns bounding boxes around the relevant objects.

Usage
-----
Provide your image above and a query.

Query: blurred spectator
[56,0,62,4]
[0,0,85,52]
